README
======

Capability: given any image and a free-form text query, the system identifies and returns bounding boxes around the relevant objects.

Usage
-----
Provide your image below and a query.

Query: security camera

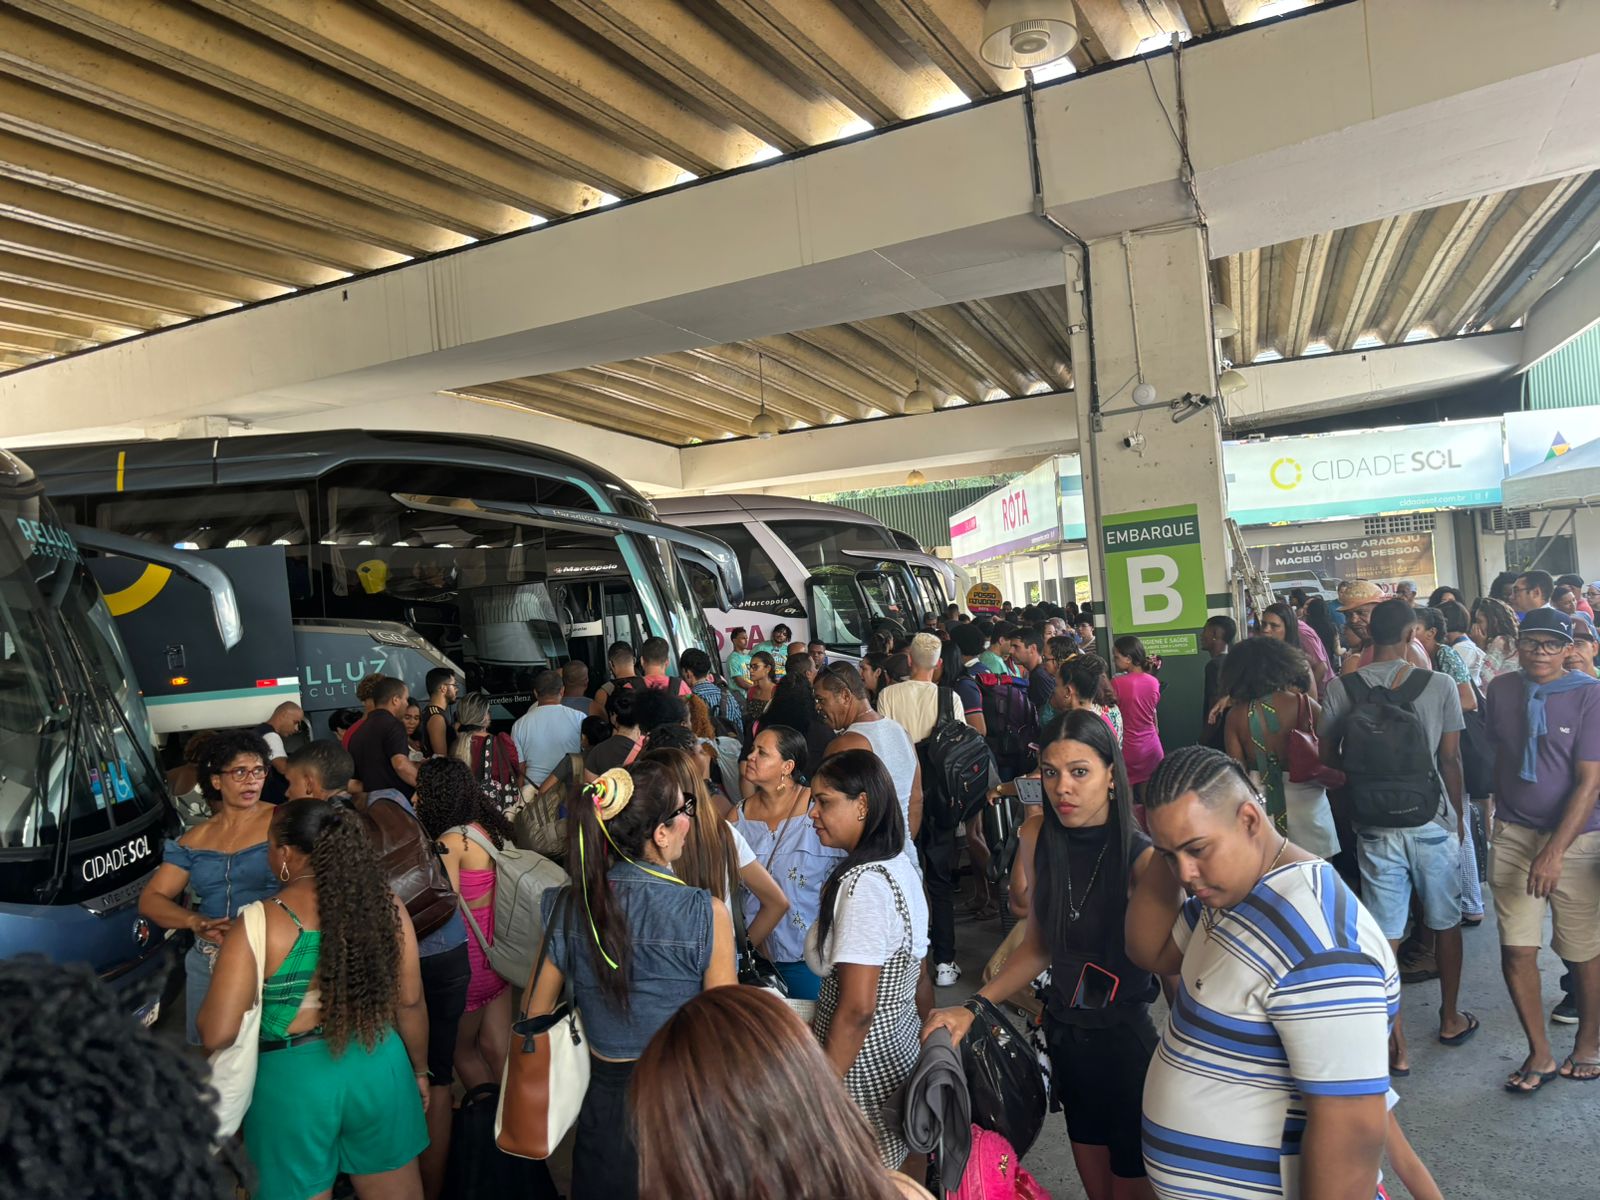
[1122,432,1146,452]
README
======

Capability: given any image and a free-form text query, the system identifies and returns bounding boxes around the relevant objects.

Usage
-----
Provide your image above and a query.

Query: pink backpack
[950,1126,1050,1200]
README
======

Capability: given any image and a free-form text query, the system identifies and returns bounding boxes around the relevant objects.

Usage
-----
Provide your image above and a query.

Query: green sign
[1102,504,1206,652]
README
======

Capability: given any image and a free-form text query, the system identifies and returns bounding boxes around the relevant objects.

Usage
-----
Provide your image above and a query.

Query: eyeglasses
[1510,584,1531,594]
[223,766,269,782]
[1517,639,1568,656]
[669,793,698,822]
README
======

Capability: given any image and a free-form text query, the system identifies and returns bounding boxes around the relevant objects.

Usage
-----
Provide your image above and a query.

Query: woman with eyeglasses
[807,749,928,1170]
[139,729,280,1045]
[525,762,737,1200]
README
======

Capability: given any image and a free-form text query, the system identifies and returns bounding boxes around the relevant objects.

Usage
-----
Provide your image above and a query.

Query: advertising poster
[949,457,1061,565]
[1248,532,1437,597]
[1101,503,1206,657]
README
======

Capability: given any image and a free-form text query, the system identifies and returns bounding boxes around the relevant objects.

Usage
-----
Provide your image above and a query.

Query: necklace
[1063,830,1110,923]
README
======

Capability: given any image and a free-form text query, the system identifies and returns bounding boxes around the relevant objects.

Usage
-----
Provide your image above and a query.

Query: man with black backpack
[882,632,994,987]
[951,623,1040,784]
[1319,598,1475,1076]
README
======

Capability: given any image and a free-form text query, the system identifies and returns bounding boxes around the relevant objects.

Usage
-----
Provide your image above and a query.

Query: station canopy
[0,0,1594,446]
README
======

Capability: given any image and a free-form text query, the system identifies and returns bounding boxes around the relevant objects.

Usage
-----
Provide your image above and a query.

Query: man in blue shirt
[511,669,584,786]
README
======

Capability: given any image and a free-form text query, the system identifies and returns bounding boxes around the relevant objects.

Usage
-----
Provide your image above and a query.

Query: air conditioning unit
[1362,513,1435,536]
[1480,509,1533,534]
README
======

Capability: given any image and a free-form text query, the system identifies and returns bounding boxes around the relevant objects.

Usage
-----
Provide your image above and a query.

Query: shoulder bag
[729,866,789,998]
[1286,691,1345,790]
[496,888,590,1160]
[208,901,268,1141]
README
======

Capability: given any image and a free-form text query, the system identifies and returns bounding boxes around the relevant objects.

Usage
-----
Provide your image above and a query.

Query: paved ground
[940,896,1600,1199]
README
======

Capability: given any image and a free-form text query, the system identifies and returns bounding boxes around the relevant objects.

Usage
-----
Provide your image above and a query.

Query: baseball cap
[1573,616,1597,644]
[1519,608,1574,644]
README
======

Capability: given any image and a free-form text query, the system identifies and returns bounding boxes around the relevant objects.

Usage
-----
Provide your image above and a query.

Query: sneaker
[934,962,962,987]
[1553,996,1580,1025]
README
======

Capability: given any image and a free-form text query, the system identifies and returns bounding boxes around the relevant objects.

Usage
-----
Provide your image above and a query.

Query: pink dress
[460,862,509,1012]
[1112,671,1164,785]
[1299,631,1335,694]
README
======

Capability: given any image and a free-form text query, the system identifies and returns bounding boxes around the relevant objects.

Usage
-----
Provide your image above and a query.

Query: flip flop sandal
[1389,1065,1411,1079]
[1504,1066,1560,1095]
[1439,1011,1481,1046]
[1560,1056,1600,1082]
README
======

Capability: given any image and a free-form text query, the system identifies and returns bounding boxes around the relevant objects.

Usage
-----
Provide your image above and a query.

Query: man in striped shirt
[1128,746,1399,1200]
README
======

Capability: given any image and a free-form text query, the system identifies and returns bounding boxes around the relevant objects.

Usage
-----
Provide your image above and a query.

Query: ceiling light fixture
[1212,302,1239,339]
[750,352,781,439]
[905,321,937,414]
[906,469,927,486]
[1218,368,1248,395]
[980,0,1080,69]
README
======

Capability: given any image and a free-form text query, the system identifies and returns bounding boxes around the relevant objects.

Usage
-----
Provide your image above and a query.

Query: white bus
[654,495,962,660]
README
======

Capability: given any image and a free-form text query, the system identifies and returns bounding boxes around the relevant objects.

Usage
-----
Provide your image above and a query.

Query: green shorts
[243,1029,428,1200]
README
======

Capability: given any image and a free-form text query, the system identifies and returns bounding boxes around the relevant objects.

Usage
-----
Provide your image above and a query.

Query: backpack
[919,686,999,831]
[1337,669,1442,829]
[973,671,1040,780]
[452,824,569,987]
[476,731,521,812]
[355,794,457,938]
[951,1126,1051,1200]
[1458,680,1495,799]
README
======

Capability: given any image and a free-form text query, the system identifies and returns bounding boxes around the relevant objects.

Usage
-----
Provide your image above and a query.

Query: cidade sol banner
[1225,418,1504,526]
[949,457,1061,565]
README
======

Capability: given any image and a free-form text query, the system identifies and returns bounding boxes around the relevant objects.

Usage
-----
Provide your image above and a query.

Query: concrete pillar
[1064,228,1232,751]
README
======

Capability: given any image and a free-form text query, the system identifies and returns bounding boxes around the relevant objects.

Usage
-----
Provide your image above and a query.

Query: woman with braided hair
[199,798,429,1200]
[525,761,737,1200]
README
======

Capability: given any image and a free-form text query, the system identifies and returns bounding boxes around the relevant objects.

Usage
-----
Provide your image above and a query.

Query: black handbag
[960,995,1047,1157]
[441,1084,557,1200]
[731,874,790,997]
[981,791,1025,884]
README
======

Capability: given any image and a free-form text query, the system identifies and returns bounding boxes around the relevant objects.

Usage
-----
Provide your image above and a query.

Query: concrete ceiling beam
[1332,212,1417,350]
[372,0,762,176]
[0,78,459,257]
[962,294,1068,388]
[1279,232,1331,357]
[1436,175,1587,336]
[182,0,675,200]
[715,0,954,125]
[1378,196,1495,343]
[1235,247,1263,362]
[853,315,992,404]
[0,130,405,273]
[873,0,1022,98]
[913,304,1036,397]
[0,280,162,331]
[1476,188,1600,331]
[551,0,849,151]
[0,251,231,318]
[580,354,831,431]
[461,381,713,446]
[675,341,873,422]
[0,304,111,342]
[0,9,537,234]
[556,365,760,438]
[743,333,910,415]
[0,216,287,304]
[1073,0,1148,61]
[0,326,88,356]
[0,175,344,290]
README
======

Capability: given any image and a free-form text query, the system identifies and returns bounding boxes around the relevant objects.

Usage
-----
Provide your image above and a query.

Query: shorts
[1354,823,1463,940]
[1490,821,1600,962]
[1044,1010,1157,1179]
[419,942,471,1086]
[243,1028,428,1200]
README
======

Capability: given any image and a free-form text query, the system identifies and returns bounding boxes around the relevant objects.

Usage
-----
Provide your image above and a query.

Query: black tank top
[422,703,453,754]
[1040,821,1158,1027]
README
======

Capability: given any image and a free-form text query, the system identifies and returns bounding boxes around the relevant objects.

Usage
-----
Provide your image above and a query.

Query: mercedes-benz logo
[132,917,151,948]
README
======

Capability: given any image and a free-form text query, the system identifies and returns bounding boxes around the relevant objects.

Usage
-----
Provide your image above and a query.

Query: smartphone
[1014,776,1044,807]
[1070,962,1121,1010]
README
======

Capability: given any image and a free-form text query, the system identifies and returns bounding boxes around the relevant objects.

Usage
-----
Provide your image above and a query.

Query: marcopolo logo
[80,834,153,883]
[1269,457,1303,491]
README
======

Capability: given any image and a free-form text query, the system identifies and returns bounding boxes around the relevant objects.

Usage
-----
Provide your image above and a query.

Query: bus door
[844,549,960,621]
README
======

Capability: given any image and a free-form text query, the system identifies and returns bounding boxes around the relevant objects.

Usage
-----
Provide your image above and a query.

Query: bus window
[768,519,895,572]
[705,524,800,612]
[806,567,868,654]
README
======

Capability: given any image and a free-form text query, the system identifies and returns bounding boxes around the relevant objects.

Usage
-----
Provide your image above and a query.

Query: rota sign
[966,582,1003,615]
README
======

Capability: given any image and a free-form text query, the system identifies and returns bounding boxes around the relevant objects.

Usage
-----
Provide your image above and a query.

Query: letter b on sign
[1127,555,1182,623]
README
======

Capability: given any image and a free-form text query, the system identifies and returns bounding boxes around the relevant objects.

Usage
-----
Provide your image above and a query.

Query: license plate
[135,999,160,1028]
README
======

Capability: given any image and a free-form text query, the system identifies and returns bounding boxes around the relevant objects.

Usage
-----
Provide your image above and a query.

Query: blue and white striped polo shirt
[1142,859,1399,1199]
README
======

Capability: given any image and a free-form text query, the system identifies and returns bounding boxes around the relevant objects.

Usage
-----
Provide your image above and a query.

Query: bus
[26,431,741,732]
[653,495,962,658]
[1,444,241,1021]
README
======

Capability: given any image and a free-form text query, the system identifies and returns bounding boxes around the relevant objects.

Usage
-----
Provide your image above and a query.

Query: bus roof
[653,493,887,524]
[21,428,645,505]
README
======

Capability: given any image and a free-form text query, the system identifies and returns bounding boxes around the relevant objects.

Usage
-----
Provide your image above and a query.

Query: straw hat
[1337,579,1389,612]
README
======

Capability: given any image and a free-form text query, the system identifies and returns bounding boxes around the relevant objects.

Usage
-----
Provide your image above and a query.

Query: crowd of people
[10,567,1592,1200]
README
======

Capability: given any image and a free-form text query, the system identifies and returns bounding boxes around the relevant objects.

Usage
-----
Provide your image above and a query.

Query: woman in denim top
[530,761,736,1200]
[139,730,279,1044]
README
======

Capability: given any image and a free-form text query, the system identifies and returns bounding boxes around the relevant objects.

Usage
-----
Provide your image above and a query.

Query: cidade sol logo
[1269,457,1303,491]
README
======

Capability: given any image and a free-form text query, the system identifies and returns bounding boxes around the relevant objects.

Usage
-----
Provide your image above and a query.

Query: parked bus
[26,431,741,731]
[1,444,241,1021]
[653,495,961,658]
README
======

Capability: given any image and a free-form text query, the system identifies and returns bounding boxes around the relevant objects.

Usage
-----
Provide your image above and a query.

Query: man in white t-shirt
[511,669,585,787]
[254,701,303,805]
[814,663,922,839]
[877,632,969,744]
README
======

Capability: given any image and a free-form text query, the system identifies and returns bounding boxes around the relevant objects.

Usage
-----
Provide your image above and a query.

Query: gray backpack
[451,824,569,989]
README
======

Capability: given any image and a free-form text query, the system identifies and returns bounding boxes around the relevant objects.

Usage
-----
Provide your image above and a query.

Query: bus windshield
[806,566,870,654]
[0,492,159,861]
